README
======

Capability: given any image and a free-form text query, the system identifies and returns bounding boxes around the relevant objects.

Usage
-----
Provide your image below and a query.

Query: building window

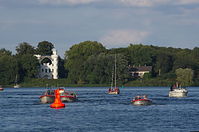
[42,69,44,72]
[49,69,51,72]
[45,69,47,73]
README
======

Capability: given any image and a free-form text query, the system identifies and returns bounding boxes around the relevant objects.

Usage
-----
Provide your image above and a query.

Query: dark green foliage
[16,42,35,55]
[127,44,155,66]
[82,53,129,85]
[1,40,199,86]
[64,41,106,83]
[0,55,18,84]
[36,41,54,55]
[16,55,39,80]
[0,48,12,56]
[176,68,194,86]
[58,57,67,78]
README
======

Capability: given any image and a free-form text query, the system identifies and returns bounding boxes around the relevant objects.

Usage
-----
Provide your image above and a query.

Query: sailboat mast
[115,54,117,88]
[111,68,114,89]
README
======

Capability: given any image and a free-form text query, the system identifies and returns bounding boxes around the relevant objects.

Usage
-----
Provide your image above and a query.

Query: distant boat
[131,95,152,106]
[108,54,120,95]
[40,88,77,104]
[169,82,188,97]
[0,86,4,91]
[14,75,20,88]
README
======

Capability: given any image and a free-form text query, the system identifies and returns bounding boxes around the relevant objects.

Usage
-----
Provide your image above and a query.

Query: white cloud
[118,0,199,7]
[100,29,149,48]
[177,0,199,5]
[38,0,96,5]
[118,0,169,7]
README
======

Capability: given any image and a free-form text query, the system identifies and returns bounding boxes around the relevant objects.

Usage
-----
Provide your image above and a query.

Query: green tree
[0,55,18,85]
[176,68,194,86]
[58,57,67,78]
[16,42,35,55]
[0,48,12,56]
[127,44,155,66]
[153,53,173,76]
[64,41,106,83]
[82,53,129,84]
[36,41,54,55]
[16,55,39,79]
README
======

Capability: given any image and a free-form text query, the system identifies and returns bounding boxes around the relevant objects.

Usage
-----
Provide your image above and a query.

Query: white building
[34,49,58,79]
[130,66,152,78]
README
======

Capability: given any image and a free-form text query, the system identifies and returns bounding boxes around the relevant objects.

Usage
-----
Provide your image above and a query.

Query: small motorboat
[169,82,188,97]
[40,88,77,104]
[59,89,77,102]
[131,95,152,106]
[0,86,4,91]
[108,88,120,94]
[14,84,20,88]
[39,89,55,104]
[169,88,188,97]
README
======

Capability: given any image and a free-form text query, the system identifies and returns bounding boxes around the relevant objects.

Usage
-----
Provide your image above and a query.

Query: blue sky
[0,0,199,57]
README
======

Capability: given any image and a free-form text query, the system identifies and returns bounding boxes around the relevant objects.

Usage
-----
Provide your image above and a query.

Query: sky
[0,0,199,57]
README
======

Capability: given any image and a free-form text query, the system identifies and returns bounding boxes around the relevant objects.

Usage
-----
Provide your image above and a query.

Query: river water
[0,87,199,132]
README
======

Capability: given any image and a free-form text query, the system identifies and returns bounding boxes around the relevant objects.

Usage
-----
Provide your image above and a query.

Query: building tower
[34,48,59,79]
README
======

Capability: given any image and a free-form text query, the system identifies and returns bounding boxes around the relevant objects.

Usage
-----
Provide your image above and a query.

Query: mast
[111,68,114,89]
[15,74,18,84]
[114,54,117,88]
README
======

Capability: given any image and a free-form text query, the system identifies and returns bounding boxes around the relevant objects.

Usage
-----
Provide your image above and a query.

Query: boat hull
[14,84,20,88]
[132,99,152,106]
[169,90,188,97]
[40,95,77,103]
[61,96,77,102]
[40,96,55,104]
[108,91,119,94]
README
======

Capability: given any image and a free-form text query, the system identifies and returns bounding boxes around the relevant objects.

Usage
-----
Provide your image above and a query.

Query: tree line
[0,40,199,86]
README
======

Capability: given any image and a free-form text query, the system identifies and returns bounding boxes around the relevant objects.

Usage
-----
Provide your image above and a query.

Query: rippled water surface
[0,87,199,132]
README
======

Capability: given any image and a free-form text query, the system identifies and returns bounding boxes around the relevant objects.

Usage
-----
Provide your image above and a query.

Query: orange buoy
[50,89,65,109]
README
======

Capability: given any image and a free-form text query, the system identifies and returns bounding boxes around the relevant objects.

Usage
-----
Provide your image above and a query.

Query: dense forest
[0,41,199,87]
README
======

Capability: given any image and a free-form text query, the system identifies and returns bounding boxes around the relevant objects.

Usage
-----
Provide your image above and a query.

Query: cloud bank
[100,29,149,48]
[37,0,96,5]
[118,0,199,7]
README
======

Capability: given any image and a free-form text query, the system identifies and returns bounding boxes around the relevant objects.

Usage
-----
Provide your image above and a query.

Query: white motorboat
[169,88,188,97]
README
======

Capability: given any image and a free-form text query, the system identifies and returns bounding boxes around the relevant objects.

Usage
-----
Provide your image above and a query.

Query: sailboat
[0,85,4,91]
[14,74,20,88]
[108,54,120,94]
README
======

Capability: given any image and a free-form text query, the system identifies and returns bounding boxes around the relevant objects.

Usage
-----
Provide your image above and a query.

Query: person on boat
[115,87,119,92]
[172,83,177,90]
[134,96,138,100]
[170,85,174,91]
[143,95,148,99]
[109,88,112,92]
[176,82,179,88]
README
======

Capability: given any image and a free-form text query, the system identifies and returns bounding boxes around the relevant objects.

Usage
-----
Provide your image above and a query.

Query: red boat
[0,87,4,91]
[108,54,120,95]
[131,95,152,106]
[108,88,120,94]
[40,88,77,104]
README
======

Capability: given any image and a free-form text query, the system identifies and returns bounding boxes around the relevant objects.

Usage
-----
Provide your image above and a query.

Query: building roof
[130,66,152,72]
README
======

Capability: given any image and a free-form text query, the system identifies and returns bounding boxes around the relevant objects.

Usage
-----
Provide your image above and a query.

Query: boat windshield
[44,90,54,95]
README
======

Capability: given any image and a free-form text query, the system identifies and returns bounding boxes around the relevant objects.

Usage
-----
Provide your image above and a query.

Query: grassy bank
[124,78,175,87]
[20,78,109,87]
[15,78,177,88]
